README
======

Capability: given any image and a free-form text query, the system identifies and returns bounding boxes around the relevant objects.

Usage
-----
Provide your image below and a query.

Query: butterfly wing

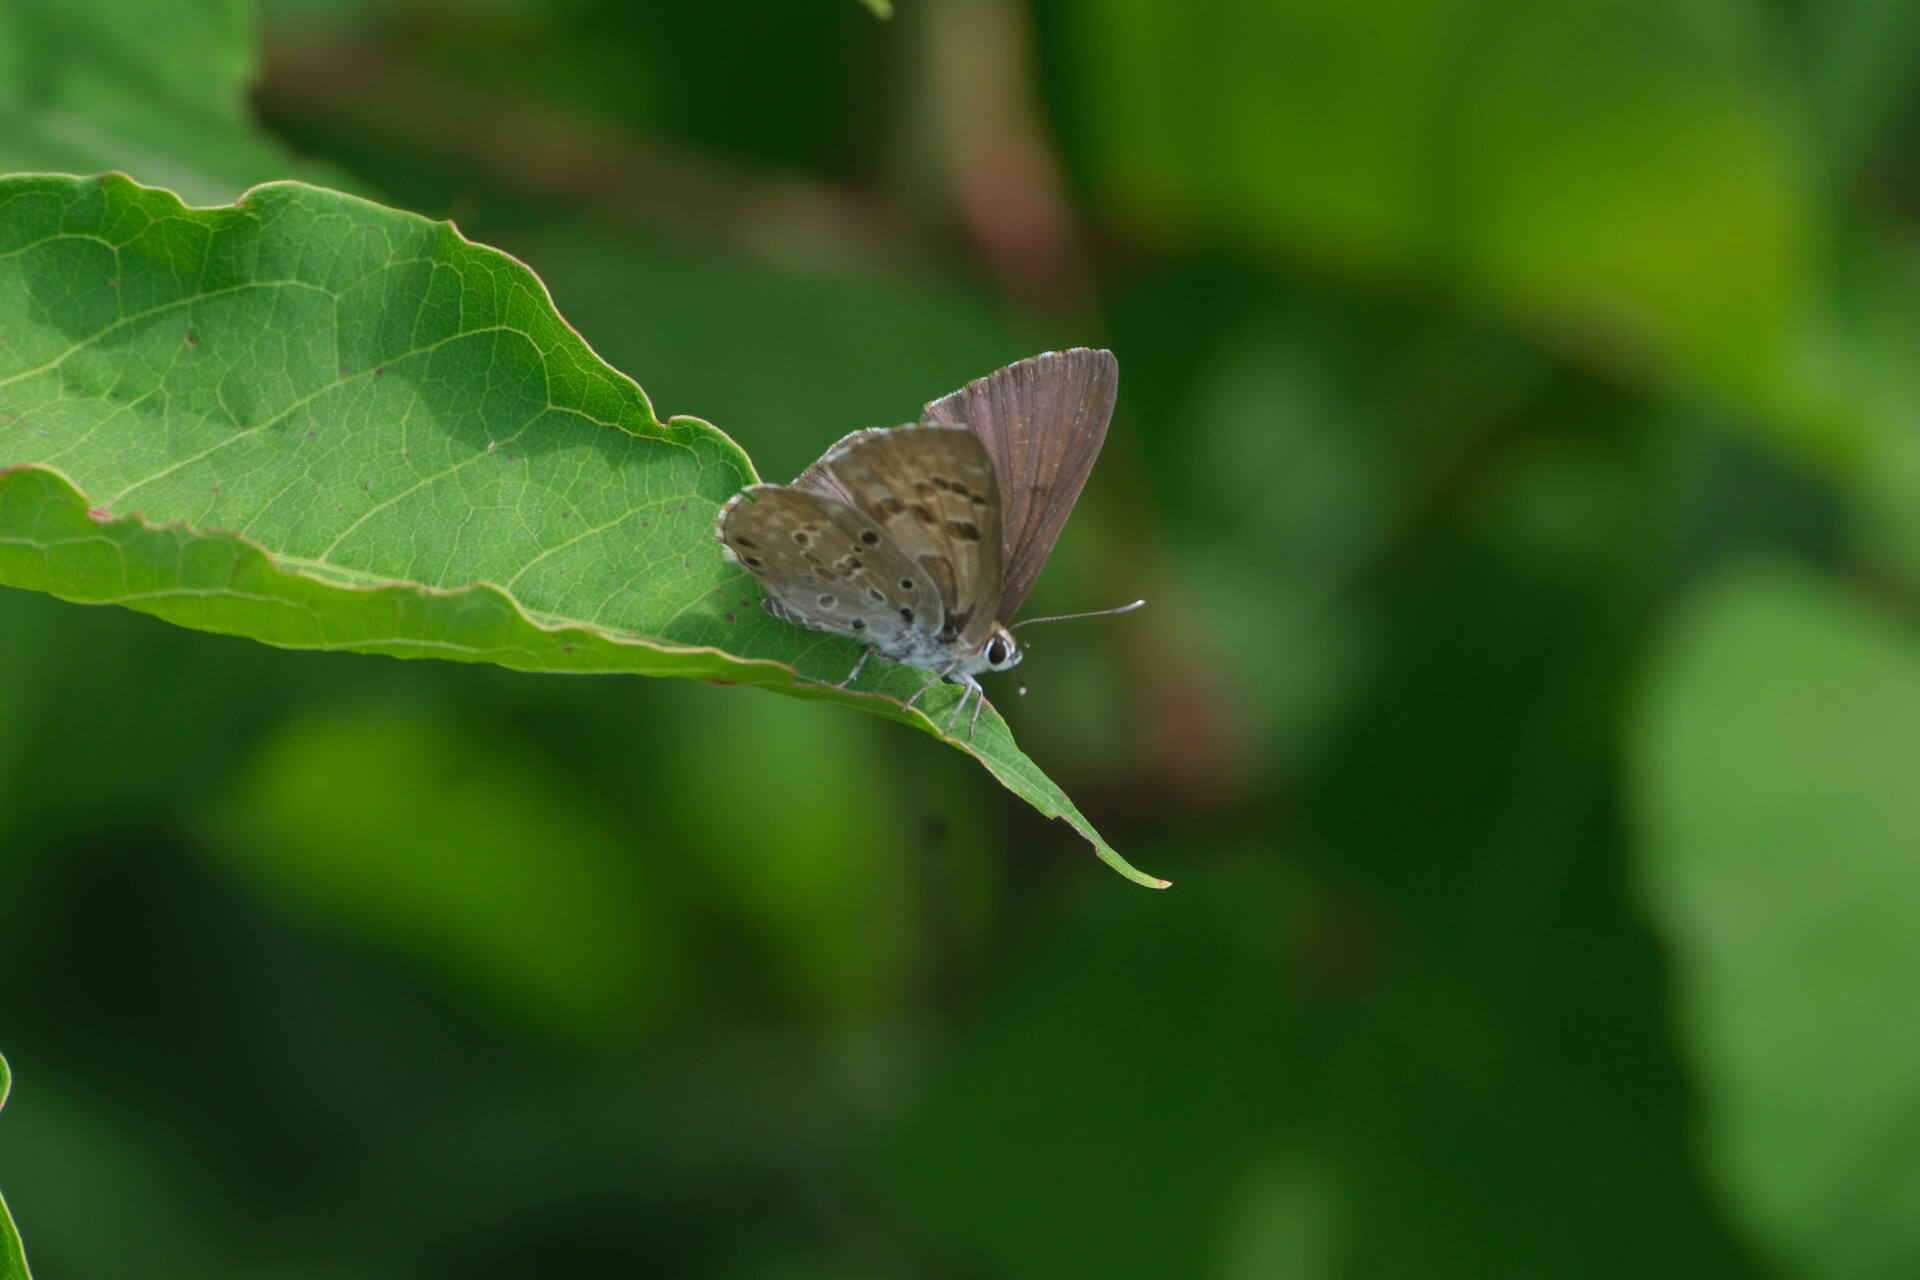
[716,484,943,652]
[921,347,1116,619]
[816,425,1005,649]
[792,432,860,506]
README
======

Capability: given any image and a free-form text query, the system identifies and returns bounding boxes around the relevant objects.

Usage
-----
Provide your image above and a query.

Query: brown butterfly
[715,348,1139,739]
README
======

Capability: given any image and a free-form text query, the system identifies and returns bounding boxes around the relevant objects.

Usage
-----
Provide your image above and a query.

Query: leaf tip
[1103,851,1172,890]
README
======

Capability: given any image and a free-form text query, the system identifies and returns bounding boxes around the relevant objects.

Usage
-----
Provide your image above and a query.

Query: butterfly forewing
[817,426,1004,647]
[921,347,1116,619]
[717,485,942,650]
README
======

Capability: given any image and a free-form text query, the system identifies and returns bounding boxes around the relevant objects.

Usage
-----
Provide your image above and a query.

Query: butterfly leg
[836,646,876,689]
[943,683,972,734]
[903,662,960,711]
[944,674,986,738]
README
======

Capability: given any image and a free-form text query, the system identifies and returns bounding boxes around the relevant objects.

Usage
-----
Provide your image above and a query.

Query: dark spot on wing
[733,536,756,549]
[909,504,935,525]
[900,607,914,623]
[900,578,914,590]
[743,556,764,569]
[852,619,867,631]
[818,594,836,607]
[861,530,879,545]
[946,520,980,541]
[881,497,905,515]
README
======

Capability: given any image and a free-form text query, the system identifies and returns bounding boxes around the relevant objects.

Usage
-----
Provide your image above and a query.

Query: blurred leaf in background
[6,0,1920,1276]
[1636,561,1920,1280]
[0,1053,30,1280]
[0,0,328,200]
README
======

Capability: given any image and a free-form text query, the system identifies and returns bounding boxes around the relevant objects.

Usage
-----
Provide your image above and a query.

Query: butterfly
[714,348,1138,740]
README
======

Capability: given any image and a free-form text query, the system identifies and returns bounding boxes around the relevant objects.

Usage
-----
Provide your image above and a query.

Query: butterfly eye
[986,637,1012,667]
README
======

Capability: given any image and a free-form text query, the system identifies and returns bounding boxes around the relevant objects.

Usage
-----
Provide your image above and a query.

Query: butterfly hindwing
[921,348,1116,619]
[716,485,942,651]
[817,425,1005,649]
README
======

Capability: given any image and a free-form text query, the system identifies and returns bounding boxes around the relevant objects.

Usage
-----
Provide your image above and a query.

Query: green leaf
[0,172,1163,888]
[209,706,674,1037]
[0,1052,30,1280]
[857,0,894,16]
[0,0,294,203]
[1059,0,1823,425]
[1634,560,1920,1278]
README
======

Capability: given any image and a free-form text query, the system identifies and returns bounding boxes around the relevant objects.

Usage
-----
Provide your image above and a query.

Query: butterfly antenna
[1011,599,1146,631]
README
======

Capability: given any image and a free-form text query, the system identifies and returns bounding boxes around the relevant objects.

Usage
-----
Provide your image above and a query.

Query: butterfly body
[715,349,1117,738]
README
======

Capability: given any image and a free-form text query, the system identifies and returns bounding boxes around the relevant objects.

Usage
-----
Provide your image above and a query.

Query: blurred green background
[7,0,1920,1275]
